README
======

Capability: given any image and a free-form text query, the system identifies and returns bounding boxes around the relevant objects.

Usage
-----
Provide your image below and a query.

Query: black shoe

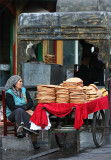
[17,131,24,138]
[33,142,40,149]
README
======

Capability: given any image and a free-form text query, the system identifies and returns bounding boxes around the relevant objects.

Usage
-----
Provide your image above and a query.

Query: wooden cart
[50,109,106,153]
[30,96,109,153]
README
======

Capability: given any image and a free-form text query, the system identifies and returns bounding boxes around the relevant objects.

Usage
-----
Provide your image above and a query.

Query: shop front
[17,12,110,88]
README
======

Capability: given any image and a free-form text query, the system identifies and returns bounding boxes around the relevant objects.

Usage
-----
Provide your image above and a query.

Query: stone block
[22,63,66,87]
[2,136,34,151]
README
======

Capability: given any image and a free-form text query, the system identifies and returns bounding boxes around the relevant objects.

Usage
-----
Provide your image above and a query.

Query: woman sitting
[5,75,39,149]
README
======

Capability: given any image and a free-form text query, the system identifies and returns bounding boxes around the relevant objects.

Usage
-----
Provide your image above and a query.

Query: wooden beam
[42,40,49,62]
[56,40,63,65]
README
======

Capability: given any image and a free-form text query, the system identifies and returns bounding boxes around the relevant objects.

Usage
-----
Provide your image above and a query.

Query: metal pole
[106,36,111,127]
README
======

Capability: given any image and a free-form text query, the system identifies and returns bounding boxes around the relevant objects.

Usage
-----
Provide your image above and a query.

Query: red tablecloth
[30,96,109,130]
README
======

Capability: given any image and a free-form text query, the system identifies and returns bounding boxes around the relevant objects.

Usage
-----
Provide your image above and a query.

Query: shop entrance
[0,6,12,88]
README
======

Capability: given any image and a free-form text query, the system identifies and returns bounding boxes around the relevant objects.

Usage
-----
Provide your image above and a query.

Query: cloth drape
[30,96,109,130]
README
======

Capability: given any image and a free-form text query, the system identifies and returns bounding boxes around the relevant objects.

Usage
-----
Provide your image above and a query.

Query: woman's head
[5,75,22,91]
[15,78,23,90]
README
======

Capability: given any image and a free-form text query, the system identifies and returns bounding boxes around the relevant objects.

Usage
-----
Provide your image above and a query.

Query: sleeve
[25,89,33,110]
[5,93,27,111]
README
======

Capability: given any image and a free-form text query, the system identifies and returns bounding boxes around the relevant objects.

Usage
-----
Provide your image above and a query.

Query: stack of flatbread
[45,55,55,64]
[36,80,104,104]
[55,86,69,103]
[83,84,99,102]
[69,86,86,103]
[36,85,56,103]
[60,77,83,88]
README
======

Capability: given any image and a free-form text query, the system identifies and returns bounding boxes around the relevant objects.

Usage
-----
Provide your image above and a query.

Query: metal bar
[48,130,51,149]
[106,36,111,127]
[76,130,80,153]
[20,147,60,160]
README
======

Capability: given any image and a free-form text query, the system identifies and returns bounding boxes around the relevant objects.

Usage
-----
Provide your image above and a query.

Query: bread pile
[60,77,85,103]
[69,86,86,103]
[83,84,99,102]
[36,78,108,103]
[55,86,69,103]
[45,55,55,64]
[36,85,56,103]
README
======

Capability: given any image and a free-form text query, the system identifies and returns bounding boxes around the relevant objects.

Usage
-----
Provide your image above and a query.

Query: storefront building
[0,0,111,88]
[0,0,57,88]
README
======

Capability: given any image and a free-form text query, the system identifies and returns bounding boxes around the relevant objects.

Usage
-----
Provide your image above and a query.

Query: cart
[51,109,106,153]
[30,96,109,153]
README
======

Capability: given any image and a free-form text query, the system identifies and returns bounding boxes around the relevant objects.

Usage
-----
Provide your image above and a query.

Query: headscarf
[5,75,21,95]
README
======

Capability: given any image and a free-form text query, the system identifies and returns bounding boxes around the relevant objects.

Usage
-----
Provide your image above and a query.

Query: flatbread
[89,84,99,91]
[66,77,83,83]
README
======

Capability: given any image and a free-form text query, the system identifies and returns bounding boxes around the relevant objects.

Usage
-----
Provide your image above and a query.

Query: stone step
[2,135,35,151]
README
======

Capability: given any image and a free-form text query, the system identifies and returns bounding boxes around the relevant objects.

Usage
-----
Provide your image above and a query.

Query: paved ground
[0,126,111,160]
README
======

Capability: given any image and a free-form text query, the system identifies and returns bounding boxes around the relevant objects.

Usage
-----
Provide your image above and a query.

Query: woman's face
[15,78,23,90]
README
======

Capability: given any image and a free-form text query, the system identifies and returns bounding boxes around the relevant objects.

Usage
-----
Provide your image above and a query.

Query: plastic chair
[2,90,17,136]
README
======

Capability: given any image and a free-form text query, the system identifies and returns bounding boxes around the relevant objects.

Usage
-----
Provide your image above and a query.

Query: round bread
[89,84,99,91]
[87,91,97,95]
[89,95,98,98]
[70,97,85,100]
[55,86,68,89]
[86,86,95,91]
[83,86,88,90]
[56,94,69,98]
[36,97,55,100]
[87,97,98,101]
[38,99,55,103]
[69,86,83,93]
[70,100,85,104]
[37,94,56,99]
[56,91,69,95]
[37,85,56,92]
[102,91,108,97]
[37,84,56,88]
[70,93,84,96]
[56,97,69,100]
[101,88,106,93]
[66,77,83,83]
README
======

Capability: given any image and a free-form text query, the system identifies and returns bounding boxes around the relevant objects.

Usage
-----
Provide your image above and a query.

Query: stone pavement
[58,144,111,160]
[0,127,111,160]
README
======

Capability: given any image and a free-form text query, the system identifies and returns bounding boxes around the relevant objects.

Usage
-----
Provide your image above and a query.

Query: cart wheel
[92,110,106,147]
[55,133,67,148]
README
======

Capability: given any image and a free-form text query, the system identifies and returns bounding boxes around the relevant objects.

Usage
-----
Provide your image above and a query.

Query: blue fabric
[6,87,26,117]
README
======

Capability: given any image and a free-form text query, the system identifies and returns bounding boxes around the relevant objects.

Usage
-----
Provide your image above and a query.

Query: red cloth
[30,96,109,130]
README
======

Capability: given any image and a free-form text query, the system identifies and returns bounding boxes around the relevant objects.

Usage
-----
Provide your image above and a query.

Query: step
[2,135,35,151]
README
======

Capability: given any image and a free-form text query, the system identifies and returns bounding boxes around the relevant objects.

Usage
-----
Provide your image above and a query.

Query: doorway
[0,6,13,87]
